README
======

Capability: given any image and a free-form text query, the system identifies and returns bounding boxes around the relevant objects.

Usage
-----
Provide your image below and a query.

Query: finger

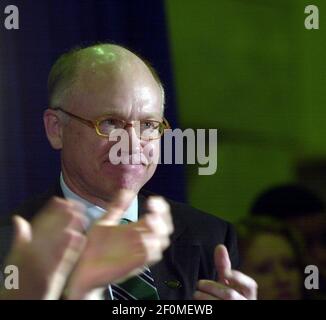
[63,208,88,233]
[65,199,89,230]
[46,236,86,301]
[193,290,220,300]
[52,200,88,232]
[224,270,258,300]
[58,233,87,275]
[100,189,136,225]
[42,196,76,216]
[99,205,125,226]
[146,197,173,234]
[109,189,137,212]
[197,280,246,300]
[139,213,169,238]
[54,202,88,232]
[66,198,86,213]
[115,266,147,283]
[214,244,231,283]
[12,215,32,247]
[139,233,163,265]
[64,228,87,253]
[37,197,88,232]
[132,215,171,256]
[66,212,89,233]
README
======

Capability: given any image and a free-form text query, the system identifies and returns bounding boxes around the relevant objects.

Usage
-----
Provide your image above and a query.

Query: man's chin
[110,176,143,193]
[101,160,157,191]
[102,163,146,188]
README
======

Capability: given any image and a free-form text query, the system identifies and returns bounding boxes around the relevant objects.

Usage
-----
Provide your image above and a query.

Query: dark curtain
[0,0,185,216]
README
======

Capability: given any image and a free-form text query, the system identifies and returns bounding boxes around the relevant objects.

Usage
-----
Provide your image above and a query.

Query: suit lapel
[138,191,199,299]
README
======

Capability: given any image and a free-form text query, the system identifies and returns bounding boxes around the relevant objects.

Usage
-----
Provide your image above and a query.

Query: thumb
[214,244,232,283]
[12,215,32,247]
[99,189,136,226]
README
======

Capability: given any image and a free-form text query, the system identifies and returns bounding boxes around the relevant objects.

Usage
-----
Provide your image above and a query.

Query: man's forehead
[69,83,163,119]
[76,51,158,95]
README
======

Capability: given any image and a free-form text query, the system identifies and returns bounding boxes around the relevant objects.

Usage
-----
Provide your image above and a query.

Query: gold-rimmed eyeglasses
[51,107,170,141]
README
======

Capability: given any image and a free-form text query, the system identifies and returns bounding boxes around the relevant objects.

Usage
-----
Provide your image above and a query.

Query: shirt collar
[60,173,138,226]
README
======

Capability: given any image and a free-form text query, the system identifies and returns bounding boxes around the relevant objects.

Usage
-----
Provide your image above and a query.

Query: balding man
[1,44,257,300]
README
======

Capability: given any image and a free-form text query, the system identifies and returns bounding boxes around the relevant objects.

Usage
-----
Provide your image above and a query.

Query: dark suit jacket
[0,183,239,300]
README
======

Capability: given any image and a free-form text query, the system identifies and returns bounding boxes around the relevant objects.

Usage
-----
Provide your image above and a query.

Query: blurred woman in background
[237,217,305,300]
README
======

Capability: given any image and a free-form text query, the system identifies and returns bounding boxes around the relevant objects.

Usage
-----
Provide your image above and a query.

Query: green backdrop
[165,0,326,221]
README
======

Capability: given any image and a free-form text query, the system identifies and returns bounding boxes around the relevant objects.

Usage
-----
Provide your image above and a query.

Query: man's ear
[43,108,64,150]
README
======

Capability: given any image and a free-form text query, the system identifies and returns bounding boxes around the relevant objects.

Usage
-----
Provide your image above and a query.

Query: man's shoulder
[140,189,240,270]
[10,183,62,222]
[139,189,232,243]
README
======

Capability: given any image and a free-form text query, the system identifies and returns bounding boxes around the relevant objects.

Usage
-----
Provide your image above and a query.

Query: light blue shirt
[60,173,138,228]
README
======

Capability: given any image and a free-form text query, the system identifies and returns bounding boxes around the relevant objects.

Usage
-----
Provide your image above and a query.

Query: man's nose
[125,123,141,154]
